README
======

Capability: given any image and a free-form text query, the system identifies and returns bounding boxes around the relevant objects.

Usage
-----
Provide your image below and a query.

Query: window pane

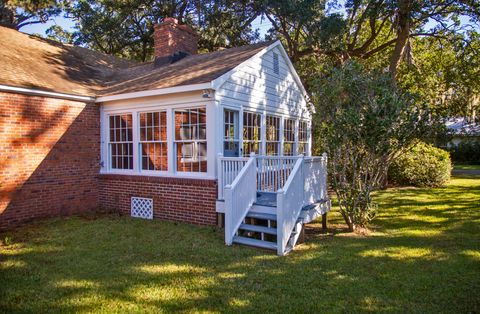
[139,111,168,171]
[284,118,295,155]
[175,108,207,172]
[109,114,133,170]
[243,111,262,156]
[298,121,308,154]
[266,115,279,156]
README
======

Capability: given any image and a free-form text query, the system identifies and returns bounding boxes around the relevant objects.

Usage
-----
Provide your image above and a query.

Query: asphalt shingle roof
[0,26,272,98]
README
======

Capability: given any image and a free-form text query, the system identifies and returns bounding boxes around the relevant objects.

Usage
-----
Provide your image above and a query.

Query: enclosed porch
[216,154,330,256]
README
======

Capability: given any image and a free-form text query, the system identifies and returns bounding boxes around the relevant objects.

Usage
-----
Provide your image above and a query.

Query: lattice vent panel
[131,197,153,220]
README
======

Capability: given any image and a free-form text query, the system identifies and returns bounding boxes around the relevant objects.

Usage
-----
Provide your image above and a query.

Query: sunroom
[97,39,330,255]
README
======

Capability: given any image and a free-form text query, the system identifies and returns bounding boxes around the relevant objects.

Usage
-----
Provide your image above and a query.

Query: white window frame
[223,109,240,157]
[174,107,208,174]
[138,110,169,173]
[298,120,309,155]
[266,115,281,156]
[242,111,262,156]
[283,118,296,156]
[100,99,213,179]
[108,113,134,172]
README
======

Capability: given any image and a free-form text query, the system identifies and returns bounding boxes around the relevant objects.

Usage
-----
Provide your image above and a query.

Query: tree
[66,0,261,62]
[311,62,436,231]
[0,0,63,29]
[397,31,480,120]
[45,24,74,43]
[261,0,480,78]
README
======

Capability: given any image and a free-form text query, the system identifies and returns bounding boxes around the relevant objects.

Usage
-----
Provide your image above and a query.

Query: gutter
[0,84,95,102]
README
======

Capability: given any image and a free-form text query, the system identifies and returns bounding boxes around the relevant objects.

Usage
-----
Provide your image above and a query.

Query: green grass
[454,164,480,170]
[1,176,479,313]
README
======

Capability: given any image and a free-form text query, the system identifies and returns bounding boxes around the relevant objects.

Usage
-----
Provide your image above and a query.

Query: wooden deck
[255,192,277,207]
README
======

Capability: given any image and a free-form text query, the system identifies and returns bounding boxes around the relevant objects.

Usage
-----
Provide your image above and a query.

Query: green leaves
[311,61,438,230]
[66,0,261,61]
[389,142,452,187]
[0,0,64,29]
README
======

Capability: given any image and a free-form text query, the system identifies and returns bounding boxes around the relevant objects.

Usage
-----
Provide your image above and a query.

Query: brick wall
[0,92,100,231]
[99,175,217,226]
[154,17,198,58]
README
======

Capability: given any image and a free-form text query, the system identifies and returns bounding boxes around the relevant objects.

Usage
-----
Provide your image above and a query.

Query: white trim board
[96,83,213,103]
[0,84,94,102]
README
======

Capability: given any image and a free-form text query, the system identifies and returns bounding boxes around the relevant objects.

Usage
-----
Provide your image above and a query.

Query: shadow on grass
[1,177,479,313]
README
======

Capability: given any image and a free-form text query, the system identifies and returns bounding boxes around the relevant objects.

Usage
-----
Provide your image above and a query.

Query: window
[298,121,308,155]
[109,114,133,170]
[273,52,279,75]
[266,115,280,155]
[175,108,207,172]
[283,118,296,156]
[224,109,239,157]
[139,111,168,171]
[243,111,262,156]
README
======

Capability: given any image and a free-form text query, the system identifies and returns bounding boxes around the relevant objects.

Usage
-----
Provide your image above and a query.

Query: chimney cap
[154,17,197,36]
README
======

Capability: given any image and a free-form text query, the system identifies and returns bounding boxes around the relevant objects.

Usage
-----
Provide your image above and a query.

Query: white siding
[215,45,310,119]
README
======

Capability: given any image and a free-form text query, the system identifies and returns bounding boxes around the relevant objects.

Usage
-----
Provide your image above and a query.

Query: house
[0,18,329,255]
[445,117,480,147]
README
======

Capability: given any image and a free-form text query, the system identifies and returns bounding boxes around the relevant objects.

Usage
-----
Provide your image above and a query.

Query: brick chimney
[153,17,198,66]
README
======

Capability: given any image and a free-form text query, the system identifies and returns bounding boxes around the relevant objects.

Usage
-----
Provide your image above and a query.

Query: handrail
[276,157,304,255]
[224,155,257,245]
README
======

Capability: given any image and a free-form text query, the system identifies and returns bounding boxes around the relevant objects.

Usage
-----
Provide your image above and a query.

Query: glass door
[223,109,239,157]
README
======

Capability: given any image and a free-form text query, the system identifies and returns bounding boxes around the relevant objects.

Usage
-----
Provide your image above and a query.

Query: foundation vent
[131,197,153,220]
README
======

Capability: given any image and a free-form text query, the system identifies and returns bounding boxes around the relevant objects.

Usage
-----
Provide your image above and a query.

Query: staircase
[233,211,278,250]
[218,154,330,256]
[231,193,328,252]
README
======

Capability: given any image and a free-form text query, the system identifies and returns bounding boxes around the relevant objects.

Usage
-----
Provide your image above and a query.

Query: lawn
[1,176,479,313]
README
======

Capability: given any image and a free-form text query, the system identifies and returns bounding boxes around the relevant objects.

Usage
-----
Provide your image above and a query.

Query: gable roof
[0,26,273,98]
[0,26,133,97]
[100,42,273,96]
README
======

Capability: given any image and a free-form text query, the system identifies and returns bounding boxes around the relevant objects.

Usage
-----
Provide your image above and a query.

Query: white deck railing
[218,153,329,255]
[303,154,328,204]
[223,157,257,245]
[217,154,249,200]
[276,157,305,255]
[256,156,300,192]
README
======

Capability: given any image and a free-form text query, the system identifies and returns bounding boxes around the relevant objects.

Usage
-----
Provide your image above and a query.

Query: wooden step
[233,236,277,250]
[246,212,277,221]
[239,223,277,235]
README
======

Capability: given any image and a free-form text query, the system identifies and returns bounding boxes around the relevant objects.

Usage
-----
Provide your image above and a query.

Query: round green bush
[389,142,452,187]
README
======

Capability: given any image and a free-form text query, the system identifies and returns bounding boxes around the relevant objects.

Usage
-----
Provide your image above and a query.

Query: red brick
[0,92,100,231]
[98,174,217,226]
[154,18,198,58]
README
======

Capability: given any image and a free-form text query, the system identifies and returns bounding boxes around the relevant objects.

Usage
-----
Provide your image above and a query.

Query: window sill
[99,169,215,181]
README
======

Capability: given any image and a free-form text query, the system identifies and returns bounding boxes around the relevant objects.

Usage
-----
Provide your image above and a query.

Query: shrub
[389,142,452,187]
[312,62,437,231]
[447,140,480,164]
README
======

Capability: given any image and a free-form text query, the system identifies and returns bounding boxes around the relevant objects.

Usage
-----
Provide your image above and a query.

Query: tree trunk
[341,211,355,232]
[389,0,412,80]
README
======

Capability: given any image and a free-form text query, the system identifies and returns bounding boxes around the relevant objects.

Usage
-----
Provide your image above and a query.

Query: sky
[22,15,274,38]
[21,2,478,39]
